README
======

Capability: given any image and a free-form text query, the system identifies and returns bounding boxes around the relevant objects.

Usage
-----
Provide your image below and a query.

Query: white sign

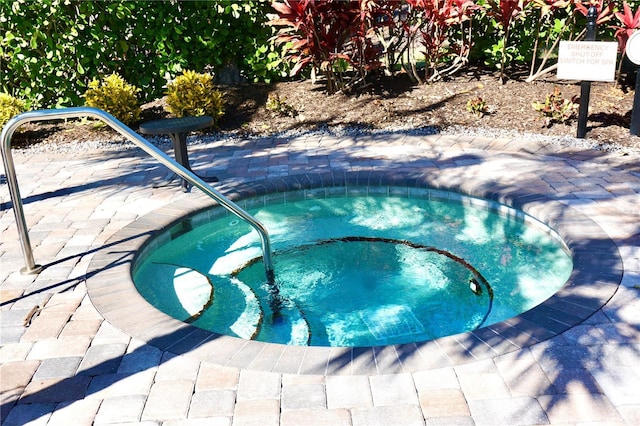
[557,41,618,82]
[626,31,640,65]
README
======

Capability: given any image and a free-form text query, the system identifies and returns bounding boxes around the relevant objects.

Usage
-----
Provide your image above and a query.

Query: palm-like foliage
[613,1,640,54]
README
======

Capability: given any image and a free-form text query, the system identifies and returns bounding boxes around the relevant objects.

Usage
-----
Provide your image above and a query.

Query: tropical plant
[266,93,297,117]
[268,0,389,93]
[573,0,614,25]
[375,1,424,80]
[613,1,640,55]
[417,0,478,82]
[372,0,477,83]
[484,0,533,83]
[83,73,141,125]
[0,93,26,127]
[165,70,225,124]
[466,96,490,116]
[532,86,579,126]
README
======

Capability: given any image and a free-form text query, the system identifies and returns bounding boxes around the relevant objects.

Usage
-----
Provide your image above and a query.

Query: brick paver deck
[1,132,639,425]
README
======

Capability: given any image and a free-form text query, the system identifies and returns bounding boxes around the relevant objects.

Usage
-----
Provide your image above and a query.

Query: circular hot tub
[132,187,571,347]
[86,171,621,374]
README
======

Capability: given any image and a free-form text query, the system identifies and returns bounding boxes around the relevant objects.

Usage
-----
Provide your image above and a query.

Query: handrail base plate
[20,265,43,275]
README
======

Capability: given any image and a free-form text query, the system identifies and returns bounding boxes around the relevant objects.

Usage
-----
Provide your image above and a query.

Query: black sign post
[631,70,640,135]
[577,6,598,139]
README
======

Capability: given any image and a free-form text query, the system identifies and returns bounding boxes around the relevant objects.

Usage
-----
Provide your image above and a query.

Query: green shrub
[165,70,225,124]
[0,93,26,127]
[84,73,141,125]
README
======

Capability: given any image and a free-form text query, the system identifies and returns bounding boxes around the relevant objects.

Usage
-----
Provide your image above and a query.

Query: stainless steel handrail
[1,107,274,279]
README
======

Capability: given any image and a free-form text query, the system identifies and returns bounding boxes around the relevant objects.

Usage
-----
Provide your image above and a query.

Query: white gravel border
[8,124,640,158]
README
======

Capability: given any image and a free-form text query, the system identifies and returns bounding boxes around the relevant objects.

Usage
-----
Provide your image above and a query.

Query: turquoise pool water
[133,187,572,347]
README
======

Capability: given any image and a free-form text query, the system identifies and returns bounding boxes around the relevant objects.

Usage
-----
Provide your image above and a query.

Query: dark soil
[10,69,640,151]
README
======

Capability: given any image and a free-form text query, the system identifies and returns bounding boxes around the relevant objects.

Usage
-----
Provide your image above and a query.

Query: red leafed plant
[375,0,476,83]
[485,0,532,83]
[486,0,529,30]
[414,0,478,82]
[268,0,389,94]
[573,0,614,25]
[613,1,640,55]
[532,0,570,15]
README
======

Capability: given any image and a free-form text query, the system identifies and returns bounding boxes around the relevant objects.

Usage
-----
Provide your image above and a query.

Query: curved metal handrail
[1,107,274,279]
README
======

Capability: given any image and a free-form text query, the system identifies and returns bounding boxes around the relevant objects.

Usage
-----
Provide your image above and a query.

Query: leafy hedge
[3,0,640,110]
[1,0,281,109]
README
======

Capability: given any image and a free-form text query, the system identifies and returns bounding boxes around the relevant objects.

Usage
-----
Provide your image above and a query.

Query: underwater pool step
[147,263,213,321]
[143,262,312,345]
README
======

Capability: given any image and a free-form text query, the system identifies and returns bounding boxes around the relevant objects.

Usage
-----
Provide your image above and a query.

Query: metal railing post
[1,117,42,274]
[1,107,274,280]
